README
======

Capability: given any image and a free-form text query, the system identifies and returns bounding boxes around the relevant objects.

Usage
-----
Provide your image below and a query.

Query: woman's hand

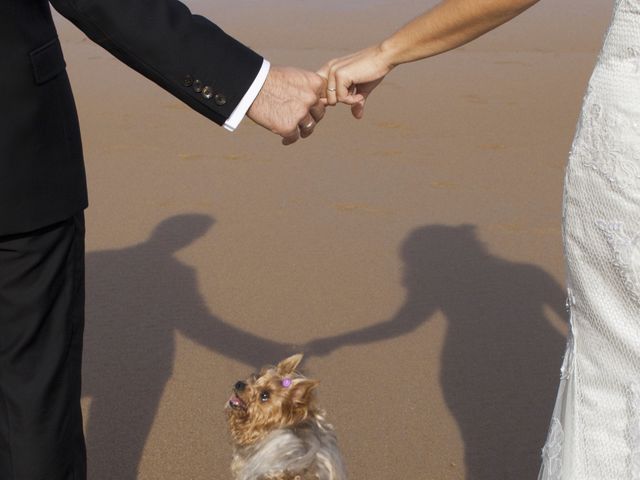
[317,45,395,119]
[318,0,540,120]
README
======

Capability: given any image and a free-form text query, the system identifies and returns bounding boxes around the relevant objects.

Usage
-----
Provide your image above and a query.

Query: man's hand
[247,66,327,145]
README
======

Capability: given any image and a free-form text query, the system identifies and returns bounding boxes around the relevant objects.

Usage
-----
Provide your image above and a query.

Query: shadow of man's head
[145,213,215,253]
[83,212,305,479]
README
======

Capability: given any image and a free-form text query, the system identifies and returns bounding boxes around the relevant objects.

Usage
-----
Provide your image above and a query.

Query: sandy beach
[51,1,613,478]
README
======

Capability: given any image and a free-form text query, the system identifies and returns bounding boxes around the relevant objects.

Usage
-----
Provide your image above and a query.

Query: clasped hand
[247,46,393,145]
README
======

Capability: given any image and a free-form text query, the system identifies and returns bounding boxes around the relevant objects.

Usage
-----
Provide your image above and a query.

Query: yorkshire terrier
[225,354,347,480]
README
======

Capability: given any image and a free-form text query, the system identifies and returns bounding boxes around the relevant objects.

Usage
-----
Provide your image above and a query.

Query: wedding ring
[327,87,336,92]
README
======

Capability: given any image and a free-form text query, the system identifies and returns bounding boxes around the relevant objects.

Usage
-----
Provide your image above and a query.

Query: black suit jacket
[0,0,262,236]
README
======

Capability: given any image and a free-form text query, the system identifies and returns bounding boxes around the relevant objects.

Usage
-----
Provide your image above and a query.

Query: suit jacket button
[183,75,194,87]
[202,86,213,99]
[193,79,203,93]
[214,94,227,106]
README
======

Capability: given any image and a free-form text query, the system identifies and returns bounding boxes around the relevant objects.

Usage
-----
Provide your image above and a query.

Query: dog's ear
[277,353,304,376]
[290,379,319,406]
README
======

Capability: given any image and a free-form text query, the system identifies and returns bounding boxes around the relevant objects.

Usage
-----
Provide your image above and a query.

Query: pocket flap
[30,37,66,85]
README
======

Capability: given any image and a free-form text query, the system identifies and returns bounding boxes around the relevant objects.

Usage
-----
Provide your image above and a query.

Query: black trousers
[0,213,86,480]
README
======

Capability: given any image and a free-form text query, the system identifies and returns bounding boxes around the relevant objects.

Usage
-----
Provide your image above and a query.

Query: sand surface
[51,1,613,478]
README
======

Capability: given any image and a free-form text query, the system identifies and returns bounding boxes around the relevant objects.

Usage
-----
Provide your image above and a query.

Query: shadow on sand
[82,214,298,478]
[307,224,567,479]
[83,216,566,479]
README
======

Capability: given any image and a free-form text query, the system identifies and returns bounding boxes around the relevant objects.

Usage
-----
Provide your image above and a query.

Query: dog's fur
[225,354,347,480]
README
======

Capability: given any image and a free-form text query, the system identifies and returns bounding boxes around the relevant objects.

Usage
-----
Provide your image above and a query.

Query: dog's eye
[260,391,270,402]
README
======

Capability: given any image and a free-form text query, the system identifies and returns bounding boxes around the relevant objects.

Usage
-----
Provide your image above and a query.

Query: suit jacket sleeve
[49,0,264,126]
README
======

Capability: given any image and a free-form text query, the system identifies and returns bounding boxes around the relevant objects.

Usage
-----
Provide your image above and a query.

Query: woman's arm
[383,0,539,65]
[319,0,540,117]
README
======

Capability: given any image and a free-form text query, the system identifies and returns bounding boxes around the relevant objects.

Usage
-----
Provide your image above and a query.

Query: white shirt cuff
[223,59,270,132]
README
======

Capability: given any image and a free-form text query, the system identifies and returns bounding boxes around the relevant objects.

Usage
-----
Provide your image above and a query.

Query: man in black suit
[0,0,326,478]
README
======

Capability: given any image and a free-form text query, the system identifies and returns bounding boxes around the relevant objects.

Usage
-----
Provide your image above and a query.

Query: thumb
[316,63,330,79]
[314,73,328,99]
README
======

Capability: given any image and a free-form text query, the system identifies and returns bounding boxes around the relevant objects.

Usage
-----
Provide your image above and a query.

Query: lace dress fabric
[539,1,640,478]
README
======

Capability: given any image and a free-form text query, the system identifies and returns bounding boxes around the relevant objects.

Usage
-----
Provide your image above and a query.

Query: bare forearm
[381,0,541,66]
[319,0,541,114]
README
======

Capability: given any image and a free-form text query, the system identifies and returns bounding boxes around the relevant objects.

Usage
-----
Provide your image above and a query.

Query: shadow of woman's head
[401,224,488,288]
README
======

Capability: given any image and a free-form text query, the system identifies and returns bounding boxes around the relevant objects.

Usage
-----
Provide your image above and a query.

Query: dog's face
[226,353,319,446]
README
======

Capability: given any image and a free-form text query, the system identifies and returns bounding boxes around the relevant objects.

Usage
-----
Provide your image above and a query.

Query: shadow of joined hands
[83,217,565,480]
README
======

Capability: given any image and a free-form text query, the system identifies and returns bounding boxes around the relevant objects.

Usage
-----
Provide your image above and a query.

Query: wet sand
[52,1,613,478]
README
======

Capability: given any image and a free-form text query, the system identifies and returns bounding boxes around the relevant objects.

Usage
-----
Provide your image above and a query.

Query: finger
[316,64,330,80]
[351,99,366,119]
[335,70,352,103]
[341,93,365,106]
[310,101,326,123]
[282,128,300,146]
[300,128,314,139]
[312,70,328,104]
[298,114,316,139]
[315,73,328,99]
[316,61,334,85]
[326,83,338,106]
[326,65,339,106]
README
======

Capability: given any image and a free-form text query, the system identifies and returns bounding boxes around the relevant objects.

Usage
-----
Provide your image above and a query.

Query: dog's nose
[234,381,247,392]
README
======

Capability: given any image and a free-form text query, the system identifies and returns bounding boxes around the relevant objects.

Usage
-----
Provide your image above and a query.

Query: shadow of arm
[306,300,438,356]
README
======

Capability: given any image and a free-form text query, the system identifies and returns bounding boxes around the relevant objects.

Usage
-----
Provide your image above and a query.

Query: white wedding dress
[539,1,640,478]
